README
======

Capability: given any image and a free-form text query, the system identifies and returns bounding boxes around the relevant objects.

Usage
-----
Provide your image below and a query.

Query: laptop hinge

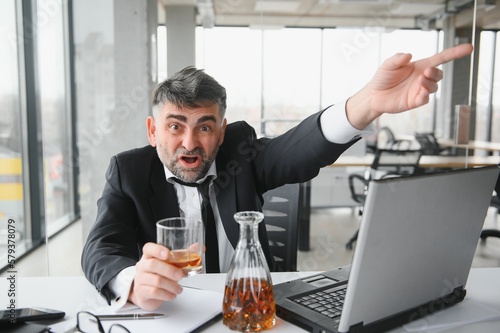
[347,321,364,333]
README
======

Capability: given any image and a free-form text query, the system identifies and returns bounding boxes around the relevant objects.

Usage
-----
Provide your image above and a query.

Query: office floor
[13,206,500,277]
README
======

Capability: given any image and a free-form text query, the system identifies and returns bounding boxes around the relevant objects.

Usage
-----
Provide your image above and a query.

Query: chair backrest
[414,132,441,155]
[377,127,413,150]
[377,127,397,148]
[371,148,423,177]
[262,183,301,272]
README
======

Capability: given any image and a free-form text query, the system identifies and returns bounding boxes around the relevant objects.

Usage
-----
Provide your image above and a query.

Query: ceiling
[162,0,500,30]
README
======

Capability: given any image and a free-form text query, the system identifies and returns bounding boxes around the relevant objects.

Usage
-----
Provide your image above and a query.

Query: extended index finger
[425,43,473,67]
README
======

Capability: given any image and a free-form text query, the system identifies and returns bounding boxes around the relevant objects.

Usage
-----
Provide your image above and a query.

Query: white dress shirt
[107,100,374,310]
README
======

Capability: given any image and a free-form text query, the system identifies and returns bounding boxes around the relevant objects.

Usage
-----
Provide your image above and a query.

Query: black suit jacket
[81,110,356,300]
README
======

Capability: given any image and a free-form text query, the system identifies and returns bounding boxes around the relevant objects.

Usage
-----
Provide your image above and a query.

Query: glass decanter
[222,211,276,332]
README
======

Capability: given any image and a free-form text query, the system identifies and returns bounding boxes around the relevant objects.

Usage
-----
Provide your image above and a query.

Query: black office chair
[365,126,413,154]
[346,148,423,249]
[376,127,413,150]
[480,171,500,242]
[262,183,301,272]
[414,132,451,156]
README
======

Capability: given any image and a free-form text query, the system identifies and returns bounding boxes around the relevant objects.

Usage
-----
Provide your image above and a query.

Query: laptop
[274,165,500,333]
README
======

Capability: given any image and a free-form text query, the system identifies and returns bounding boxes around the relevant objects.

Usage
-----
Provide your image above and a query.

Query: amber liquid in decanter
[223,277,276,331]
[222,211,276,332]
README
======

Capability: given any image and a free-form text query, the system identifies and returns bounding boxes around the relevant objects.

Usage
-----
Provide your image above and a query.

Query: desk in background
[291,154,500,252]
[1,269,499,332]
[330,154,500,168]
[438,139,500,154]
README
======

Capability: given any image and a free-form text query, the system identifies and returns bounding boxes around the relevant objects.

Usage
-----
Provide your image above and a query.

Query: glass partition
[475,30,500,147]
[491,33,500,143]
[475,31,495,144]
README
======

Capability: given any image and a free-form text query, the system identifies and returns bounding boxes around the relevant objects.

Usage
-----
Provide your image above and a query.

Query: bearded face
[147,102,227,183]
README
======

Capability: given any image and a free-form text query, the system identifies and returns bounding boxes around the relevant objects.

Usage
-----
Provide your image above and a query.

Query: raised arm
[345,43,474,130]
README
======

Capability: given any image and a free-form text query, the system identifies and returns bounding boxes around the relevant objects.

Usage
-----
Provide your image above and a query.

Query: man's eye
[200,125,212,132]
[168,124,181,132]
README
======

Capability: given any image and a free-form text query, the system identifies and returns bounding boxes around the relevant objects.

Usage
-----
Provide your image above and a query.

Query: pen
[96,313,166,320]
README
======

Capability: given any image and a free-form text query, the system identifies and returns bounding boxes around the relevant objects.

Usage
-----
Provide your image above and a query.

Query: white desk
[1,269,499,332]
[331,154,500,168]
[439,139,500,154]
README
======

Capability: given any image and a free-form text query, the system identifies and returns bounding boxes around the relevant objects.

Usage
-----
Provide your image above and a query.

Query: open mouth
[182,156,198,164]
[179,155,201,167]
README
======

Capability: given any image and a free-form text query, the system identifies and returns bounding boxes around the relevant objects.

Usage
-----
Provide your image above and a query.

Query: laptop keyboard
[292,285,347,320]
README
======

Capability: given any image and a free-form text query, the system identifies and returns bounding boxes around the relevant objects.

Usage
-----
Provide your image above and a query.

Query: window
[195,26,441,138]
[37,0,77,234]
[0,0,28,262]
[0,0,78,273]
[196,27,262,131]
[195,27,322,136]
[322,28,382,106]
[378,30,441,136]
[261,28,322,136]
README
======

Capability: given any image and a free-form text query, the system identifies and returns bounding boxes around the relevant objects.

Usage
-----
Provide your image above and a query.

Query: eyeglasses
[76,311,131,333]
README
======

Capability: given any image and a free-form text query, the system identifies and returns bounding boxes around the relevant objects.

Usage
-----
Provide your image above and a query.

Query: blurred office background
[1,0,500,276]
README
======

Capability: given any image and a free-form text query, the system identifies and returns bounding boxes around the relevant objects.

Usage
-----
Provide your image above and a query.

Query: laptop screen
[339,166,499,332]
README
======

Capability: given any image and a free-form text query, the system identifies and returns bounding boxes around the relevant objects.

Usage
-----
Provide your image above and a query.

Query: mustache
[175,147,205,156]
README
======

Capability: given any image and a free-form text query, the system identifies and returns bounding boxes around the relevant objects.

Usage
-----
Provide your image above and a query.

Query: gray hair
[152,66,227,119]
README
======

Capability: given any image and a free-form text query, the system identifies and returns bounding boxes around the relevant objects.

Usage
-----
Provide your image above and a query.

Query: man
[82,43,473,311]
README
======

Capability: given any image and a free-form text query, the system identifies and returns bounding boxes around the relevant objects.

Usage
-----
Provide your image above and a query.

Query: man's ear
[218,118,227,145]
[146,116,157,147]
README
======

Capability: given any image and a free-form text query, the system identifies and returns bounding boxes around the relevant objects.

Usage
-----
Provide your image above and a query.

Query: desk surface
[439,139,500,152]
[331,154,500,168]
[1,269,499,333]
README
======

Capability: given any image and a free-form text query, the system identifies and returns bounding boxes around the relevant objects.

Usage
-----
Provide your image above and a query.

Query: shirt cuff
[320,100,375,144]
[107,266,138,312]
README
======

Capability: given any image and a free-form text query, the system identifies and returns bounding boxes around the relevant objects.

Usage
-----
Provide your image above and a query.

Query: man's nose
[181,130,199,151]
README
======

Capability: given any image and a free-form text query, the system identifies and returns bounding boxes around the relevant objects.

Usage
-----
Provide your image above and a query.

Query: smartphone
[0,307,65,324]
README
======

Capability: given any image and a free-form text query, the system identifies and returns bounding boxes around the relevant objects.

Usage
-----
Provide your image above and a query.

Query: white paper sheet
[52,287,223,333]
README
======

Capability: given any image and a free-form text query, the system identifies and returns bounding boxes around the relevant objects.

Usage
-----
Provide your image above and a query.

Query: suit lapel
[148,156,180,222]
